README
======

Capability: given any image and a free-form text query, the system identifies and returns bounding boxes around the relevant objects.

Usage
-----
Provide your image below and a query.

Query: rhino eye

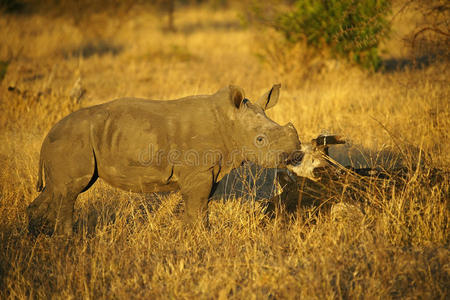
[255,134,268,147]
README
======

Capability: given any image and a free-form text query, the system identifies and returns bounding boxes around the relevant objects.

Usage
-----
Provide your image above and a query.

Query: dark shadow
[64,40,123,59]
[210,162,280,203]
[0,0,27,14]
[381,55,437,73]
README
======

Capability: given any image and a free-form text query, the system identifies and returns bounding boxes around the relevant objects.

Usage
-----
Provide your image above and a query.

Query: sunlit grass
[0,4,448,299]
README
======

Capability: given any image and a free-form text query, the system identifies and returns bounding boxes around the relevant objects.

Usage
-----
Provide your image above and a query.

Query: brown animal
[272,134,346,212]
[27,85,301,235]
[273,135,412,213]
[286,134,345,181]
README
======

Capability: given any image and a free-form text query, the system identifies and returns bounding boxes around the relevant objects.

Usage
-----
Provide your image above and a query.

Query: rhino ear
[256,84,281,110]
[229,85,245,108]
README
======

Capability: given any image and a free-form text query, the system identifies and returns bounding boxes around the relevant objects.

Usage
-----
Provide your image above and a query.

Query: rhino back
[90,97,228,157]
[86,96,230,191]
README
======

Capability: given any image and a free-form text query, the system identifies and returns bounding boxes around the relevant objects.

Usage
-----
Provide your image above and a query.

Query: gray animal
[27,84,301,235]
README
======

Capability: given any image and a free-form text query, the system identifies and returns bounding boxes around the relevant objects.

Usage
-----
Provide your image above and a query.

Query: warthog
[270,134,346,212]
[27,84,301,235]
[287,134,345,181]
[273,135,425,213]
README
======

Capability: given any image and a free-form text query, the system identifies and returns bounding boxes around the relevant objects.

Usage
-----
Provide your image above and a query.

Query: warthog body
[27,85,301,235]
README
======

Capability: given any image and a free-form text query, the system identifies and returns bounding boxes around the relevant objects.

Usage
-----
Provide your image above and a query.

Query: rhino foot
[27,188,76,237]
[27,197,57,236]
[27,212,56,236]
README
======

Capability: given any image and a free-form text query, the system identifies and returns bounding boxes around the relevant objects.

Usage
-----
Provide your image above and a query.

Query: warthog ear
[255,84,281,110]
[229,85,245,108]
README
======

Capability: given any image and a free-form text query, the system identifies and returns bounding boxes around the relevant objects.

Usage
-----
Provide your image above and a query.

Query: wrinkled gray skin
[27,84,301,235]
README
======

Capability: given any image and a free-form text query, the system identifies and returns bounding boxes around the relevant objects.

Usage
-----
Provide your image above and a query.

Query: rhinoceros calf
[27,84,301,235]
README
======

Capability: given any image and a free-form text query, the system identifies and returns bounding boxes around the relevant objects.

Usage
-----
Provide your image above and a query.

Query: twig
[412,26,450,48]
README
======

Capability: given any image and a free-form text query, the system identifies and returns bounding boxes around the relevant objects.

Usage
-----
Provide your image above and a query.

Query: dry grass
[0,4,448,299]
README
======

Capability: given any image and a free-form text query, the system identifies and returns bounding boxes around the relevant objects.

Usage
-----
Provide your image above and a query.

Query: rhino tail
[36,156,44,192]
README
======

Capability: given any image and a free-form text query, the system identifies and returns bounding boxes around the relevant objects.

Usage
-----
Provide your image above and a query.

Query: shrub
[274,0,392,70]
[0,0,25,13]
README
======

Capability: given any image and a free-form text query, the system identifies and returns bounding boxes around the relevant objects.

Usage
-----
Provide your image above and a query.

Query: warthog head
[288,135,345,181]
[228,84,301,168]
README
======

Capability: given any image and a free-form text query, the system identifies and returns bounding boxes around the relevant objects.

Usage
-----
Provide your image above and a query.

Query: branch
[412,26,450,48]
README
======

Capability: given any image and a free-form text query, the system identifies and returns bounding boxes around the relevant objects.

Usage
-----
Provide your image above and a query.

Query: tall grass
[0,4,448,299]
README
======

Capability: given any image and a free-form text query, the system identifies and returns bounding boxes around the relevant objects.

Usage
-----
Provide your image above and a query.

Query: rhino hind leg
[28,154,97,236]
[27,188,55,236]
[28,180,95,236]
[27,190,77,236]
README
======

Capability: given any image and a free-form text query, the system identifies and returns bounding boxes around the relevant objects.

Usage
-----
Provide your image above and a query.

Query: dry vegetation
[0,2,448,299]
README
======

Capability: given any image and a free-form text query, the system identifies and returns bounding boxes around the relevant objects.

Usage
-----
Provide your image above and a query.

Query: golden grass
[0,5,448,299]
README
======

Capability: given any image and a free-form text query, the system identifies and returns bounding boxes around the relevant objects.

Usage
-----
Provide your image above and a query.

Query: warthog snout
[287,134,346,181]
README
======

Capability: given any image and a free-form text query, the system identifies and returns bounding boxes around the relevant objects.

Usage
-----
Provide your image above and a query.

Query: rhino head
[225,84,301,169]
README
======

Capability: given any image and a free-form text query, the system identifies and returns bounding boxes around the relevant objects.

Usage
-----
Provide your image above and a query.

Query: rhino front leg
[180,173,214,228]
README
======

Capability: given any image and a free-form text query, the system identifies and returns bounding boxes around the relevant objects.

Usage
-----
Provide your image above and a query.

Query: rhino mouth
[282,150,304,166]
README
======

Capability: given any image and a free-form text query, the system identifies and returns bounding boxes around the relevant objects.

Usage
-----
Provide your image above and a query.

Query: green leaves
[275,0,391,70]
